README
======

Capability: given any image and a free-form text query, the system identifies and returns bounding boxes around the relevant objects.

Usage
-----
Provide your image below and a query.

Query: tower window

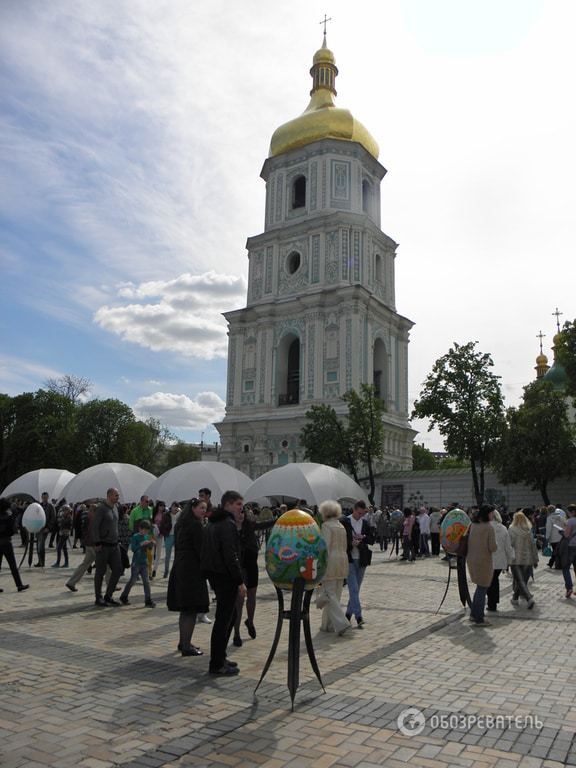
[286,250,301,275]
[291,175,306,209]
[375,254,383,284]
[362,179,372,214]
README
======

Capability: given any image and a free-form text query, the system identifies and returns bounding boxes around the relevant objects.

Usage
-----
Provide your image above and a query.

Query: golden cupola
[269,36,379,160]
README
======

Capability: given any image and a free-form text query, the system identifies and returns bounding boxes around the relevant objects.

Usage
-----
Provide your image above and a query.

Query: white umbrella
[145,462,252,506]
[60,463,156,504]
[1,468,75,501]
[244,463,369,506]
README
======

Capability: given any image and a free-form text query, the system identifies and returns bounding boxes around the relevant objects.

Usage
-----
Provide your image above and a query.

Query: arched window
[362,179,372,215]
[375,253,383,284]
[292,175,306,209]
[373,338,387,402]
[277,334,300,406]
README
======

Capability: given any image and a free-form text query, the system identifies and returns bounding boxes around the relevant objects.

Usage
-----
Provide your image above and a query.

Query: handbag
[315,585,329,609]
[543,544,552,558]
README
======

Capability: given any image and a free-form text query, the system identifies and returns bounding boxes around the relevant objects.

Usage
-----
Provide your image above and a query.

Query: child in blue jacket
[120,519,155,607]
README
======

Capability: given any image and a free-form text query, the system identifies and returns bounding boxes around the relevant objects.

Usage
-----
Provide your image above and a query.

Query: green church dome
[542,361,569,392]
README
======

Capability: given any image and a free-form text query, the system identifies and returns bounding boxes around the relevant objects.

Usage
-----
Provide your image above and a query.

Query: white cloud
[0,354,62,395]
[94,270,245,359]
[134,391,226,429]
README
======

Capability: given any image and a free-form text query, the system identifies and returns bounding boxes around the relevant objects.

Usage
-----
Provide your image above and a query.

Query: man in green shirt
[128,495,152,532]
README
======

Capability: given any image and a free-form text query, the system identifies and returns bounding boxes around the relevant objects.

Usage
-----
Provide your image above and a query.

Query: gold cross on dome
[552,307,563,332]
[536,331,546,354]
[319,14,332,36]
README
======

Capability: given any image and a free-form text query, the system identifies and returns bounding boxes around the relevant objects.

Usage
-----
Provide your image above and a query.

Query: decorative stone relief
[259,330,267,404]
[310,161,317,210]
[323,383,340,400]
[322,160,327,209]
[331,160,350,202]
[341,228,349,281]
[345,318,352,390]
[307,323,315,399]
[227,337,237,406]
[353,230,361,282]
[273,318,306,346]
[265,247,273,294]
[275,173,284,222]
[251,251,264,301]
[278,238,309,295]
[311,234,320,283]
[325,230,339,284]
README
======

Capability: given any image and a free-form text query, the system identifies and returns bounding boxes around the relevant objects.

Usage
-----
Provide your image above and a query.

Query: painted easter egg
[22,502,46,533]
[265,509,327,590]
[440,508,471,554]
[389,509,404,531]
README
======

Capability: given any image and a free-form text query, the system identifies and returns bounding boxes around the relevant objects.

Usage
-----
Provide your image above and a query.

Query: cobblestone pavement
[1,542,575,768]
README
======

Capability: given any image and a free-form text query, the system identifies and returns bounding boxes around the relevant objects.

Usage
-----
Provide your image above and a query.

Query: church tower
[216,36,416,477]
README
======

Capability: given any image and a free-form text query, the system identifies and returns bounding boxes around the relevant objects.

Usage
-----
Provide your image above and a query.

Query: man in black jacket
[201,490,246,676]
[35,491,56,567]
[341,500,374,627]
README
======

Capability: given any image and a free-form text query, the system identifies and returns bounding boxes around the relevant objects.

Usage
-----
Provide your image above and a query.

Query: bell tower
[216,36,416,477]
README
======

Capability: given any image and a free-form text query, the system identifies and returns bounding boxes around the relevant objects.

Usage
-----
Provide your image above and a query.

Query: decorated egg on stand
[266,509,327,590]
[22,502,46,533]
[389,509,404,532]
[440,508,471,554]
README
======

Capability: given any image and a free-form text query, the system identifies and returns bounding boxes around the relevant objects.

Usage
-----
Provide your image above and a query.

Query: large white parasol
[60,463,156,504]
[145,461,252,505]
[1,468,76,501]
[244,463,369,506]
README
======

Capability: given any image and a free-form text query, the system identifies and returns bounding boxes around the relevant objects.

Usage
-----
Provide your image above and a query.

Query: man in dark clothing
[93,488,123,607]
[35,492,56,567]
[0,498,29,592]
[201,490,246,676]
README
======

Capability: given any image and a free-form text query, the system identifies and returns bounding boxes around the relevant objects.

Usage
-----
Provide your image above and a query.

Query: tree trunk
[540,481,550,506]
[470,459,482,506]
[366,452,375,505]
[479,459,485,506]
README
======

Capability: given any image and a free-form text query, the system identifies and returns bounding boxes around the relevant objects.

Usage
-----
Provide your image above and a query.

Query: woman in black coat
[167,498,209,657]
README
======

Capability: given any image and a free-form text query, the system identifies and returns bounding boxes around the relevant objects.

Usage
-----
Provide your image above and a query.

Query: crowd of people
[1,490,576,670]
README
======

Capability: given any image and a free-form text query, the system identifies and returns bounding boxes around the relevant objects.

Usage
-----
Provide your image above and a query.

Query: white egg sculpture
[22,502,46,533]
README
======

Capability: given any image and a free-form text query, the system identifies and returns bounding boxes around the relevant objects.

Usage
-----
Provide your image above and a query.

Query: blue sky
[1,0,575,449]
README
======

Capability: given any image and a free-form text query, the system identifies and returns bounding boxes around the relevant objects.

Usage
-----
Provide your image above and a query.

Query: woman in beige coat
[508,510,538,609]
[316,501,352,636]
[467,505,497,625]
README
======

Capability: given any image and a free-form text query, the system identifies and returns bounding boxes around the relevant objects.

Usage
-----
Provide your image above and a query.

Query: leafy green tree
[122,418,174,473]
[0,391,76,488]
[437,456,469,470]
[343,384,385,504]
[494,380,576,504]
[412,341,506,505]
[157,441,201,474]
[412,443,437,470]
[556,319,576,395]
[300,404,357,480]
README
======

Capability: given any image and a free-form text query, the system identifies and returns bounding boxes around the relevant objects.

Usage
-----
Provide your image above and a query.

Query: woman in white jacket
[316,500,352,636]
[487,509,514,612]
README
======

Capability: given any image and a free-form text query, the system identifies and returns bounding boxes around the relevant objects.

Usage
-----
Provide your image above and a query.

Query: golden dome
[553,331,562,347]
[269,37,379,160]
[536,353,548,366]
